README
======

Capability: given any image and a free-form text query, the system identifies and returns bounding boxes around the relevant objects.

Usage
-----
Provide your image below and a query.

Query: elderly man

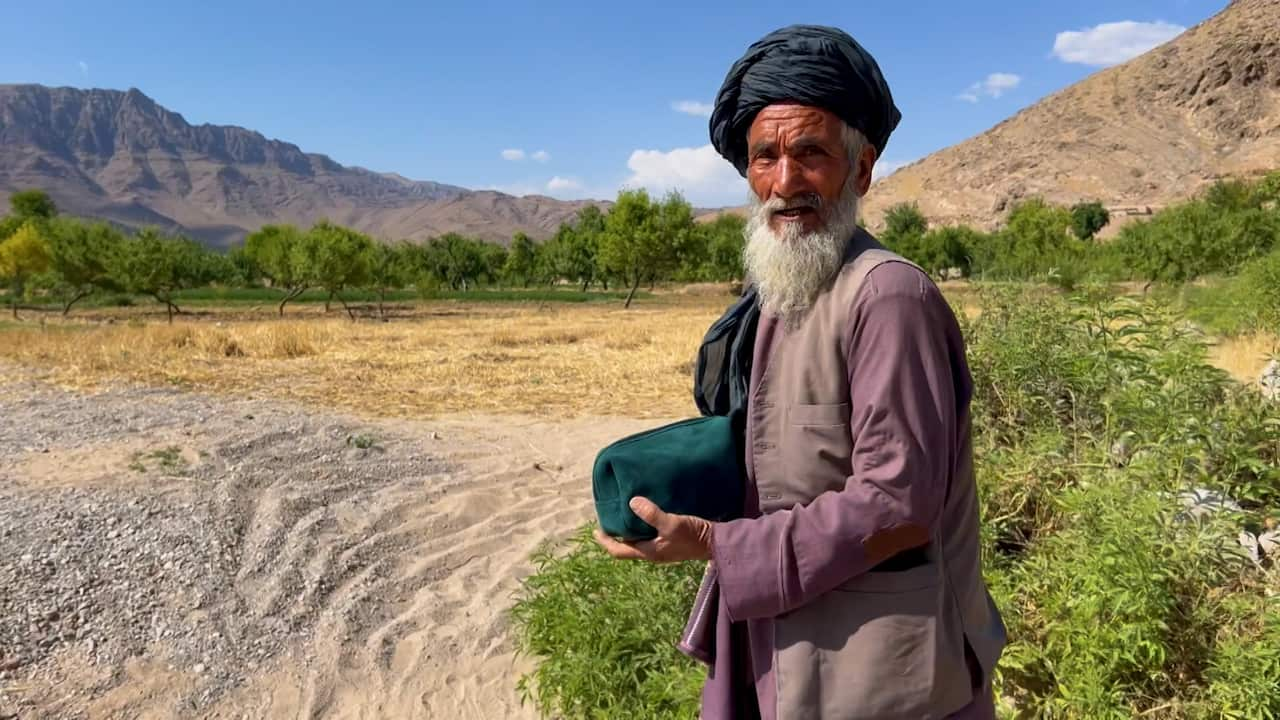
[596,24,1005,719]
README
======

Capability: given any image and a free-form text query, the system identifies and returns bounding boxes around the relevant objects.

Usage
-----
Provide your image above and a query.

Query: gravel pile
[0,377,450,716]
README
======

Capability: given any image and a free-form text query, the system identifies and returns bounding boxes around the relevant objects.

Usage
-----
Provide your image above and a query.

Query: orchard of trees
[877,170,1280,290]
[0,188,748,319]
[4,169,1279,320]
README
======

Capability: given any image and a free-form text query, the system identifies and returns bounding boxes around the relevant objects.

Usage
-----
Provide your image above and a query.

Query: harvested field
[0,300,727,420]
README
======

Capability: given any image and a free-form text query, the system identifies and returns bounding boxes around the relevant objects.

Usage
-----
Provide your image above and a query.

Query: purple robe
[680,262,996,719]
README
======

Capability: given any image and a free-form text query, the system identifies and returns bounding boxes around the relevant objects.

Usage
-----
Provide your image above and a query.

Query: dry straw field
[0,296,732,420]
[0,286,1272,419]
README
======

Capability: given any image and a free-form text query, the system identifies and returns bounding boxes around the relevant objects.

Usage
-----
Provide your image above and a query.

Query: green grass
[128,445,188,474]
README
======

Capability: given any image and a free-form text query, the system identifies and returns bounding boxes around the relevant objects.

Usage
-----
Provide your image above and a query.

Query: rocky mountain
[0,84,606,248]
[861,0,1280,232]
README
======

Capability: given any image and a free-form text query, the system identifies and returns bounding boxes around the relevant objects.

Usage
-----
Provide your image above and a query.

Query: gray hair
[840,122,870,188]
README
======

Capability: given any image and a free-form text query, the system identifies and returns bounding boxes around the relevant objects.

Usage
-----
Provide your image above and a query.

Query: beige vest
[749,232,1005,719]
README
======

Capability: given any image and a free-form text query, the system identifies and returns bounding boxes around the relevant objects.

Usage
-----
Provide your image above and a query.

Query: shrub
[510,526,706,720]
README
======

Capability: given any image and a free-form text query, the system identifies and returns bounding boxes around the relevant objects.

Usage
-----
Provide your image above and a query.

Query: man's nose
[774,155,807,198]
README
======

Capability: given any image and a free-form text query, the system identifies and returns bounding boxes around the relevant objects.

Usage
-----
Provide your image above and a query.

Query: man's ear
[855,145,877,196]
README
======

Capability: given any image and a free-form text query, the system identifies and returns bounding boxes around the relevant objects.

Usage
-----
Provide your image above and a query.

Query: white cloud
[872,158,912,182]
[501,148,526,161]
[547,176,582,192]
[672,100,714,118]
[622,143,746,207]
[1053,20,1185,67]
[78,60,89,76]
[531,150,551,163]
[958,72,1022,102]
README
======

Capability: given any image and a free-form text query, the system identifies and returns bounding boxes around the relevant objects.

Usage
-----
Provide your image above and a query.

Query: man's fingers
[593,527,658,561]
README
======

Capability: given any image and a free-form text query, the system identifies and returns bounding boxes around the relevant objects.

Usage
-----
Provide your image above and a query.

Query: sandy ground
[0,367,673,719]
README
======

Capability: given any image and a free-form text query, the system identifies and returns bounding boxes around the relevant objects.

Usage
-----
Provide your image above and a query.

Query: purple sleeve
[712,262,961,622]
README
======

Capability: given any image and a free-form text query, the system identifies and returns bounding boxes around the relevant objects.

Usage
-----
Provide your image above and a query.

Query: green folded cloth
[592,414,745,541]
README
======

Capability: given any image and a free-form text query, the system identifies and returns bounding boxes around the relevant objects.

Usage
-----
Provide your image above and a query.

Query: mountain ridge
[0,83,606,247]
[860,0,1280,231]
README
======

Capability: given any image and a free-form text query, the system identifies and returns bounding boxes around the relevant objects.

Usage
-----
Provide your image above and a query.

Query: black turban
[710,25,901,177]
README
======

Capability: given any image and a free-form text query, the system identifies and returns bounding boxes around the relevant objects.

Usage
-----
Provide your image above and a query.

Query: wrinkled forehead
[746,103,845,147]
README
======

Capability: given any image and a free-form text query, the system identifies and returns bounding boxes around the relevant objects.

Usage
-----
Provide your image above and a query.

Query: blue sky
[4,0,1226,207]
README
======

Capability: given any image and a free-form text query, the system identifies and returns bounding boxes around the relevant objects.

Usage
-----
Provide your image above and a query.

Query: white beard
[742,180,862,324]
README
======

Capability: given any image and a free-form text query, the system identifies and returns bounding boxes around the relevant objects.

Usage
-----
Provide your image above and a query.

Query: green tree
[504,232,538,288]
[367,241,416,319]
[109,229,211,323]
[538,224,574,288]
[303,220,375,319]
[479,242,509,287]
[701,214,747,282]
[9,189,57,221]
[883,202,929,240]
[39,218,124,315]
[652,191,695,286]
[0,222,52,318]
[1070,201,1111,241]
[880,202,931,271]
[568,205,606,290]
[910,225,979,278]
[425,233,486,291]
[599,189,679,308]
[988,197,1078,279]
[243,224,311,315]
[541,209,604,292]
[223,245,261,287]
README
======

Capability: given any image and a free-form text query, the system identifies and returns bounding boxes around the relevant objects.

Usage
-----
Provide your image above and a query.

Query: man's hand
[594,497,714,563]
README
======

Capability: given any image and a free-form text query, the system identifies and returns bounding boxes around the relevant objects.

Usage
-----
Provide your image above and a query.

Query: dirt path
[0,370,671,718]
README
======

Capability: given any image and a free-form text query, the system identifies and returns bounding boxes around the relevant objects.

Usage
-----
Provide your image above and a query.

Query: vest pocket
[781,403,854,493]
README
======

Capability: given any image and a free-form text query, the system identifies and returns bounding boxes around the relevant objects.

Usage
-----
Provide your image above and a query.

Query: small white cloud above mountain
[1052,20,1186,67]
[958,73,1022,103]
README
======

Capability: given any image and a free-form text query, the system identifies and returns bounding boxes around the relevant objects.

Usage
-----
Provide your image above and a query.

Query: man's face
[745,104,873,234]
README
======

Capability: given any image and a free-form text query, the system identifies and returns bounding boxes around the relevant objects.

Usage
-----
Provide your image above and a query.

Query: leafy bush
[1236,247,1280,330]
[509,526,706,720]
[1116,201,1280,285]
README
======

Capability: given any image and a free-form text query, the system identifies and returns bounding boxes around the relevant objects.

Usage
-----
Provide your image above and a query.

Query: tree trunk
[10,299,17,320]
[150,292,177,324]
[378,289,386,320]
[62,289,90,317]
[325,290,334,313]
[280,286,304,316]
[624,273,641,309]
[581,278,589,293]
[337,292,356,321]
